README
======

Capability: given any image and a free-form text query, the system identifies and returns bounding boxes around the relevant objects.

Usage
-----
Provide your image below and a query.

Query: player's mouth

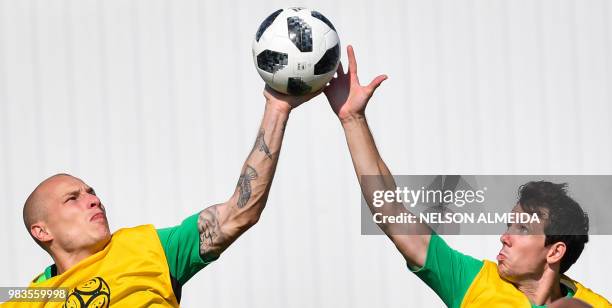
[497,250,507,262]
[90,212,106,222]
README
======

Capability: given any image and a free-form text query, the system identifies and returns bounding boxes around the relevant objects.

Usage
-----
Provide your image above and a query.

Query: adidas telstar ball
[252,7,341,96]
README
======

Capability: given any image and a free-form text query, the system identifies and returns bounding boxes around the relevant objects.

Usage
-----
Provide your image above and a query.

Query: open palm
[324,45,387,121]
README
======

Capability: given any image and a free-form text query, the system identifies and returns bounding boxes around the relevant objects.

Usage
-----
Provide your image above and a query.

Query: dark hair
[518,181,589,274]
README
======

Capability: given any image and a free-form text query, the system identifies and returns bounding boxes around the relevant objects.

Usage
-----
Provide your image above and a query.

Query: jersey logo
[63,277,110,308]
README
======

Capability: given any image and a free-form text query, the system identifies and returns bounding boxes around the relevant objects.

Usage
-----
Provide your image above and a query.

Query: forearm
[227,102,289,226]
[342,115,431,266]
[341,115,391,182]
[198,101,289,261]
[341,115,407,226]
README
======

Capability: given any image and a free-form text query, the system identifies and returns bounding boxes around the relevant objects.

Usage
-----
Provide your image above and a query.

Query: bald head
[23,173,111,264]
[23,173,75,246]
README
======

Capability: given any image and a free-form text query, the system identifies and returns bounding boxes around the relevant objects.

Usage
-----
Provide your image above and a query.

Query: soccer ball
[252,7,340,96]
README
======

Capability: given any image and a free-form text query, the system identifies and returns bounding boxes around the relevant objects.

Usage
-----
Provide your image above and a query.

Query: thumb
[366,74,388,95]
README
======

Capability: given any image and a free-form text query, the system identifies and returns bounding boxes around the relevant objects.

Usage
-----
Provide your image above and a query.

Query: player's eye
[65,196,77,202]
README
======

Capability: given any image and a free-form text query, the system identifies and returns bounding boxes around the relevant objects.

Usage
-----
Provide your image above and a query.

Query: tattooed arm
[197,86,321,262]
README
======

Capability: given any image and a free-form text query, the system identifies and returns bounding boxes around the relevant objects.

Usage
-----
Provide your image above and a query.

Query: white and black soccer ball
[252,7,340,96]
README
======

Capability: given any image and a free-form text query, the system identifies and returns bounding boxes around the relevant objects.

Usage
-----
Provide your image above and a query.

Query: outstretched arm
[197,87,320,262]
[324,45,431,268]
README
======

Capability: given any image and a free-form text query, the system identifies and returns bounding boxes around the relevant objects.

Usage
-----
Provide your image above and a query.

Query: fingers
[366,74,388,94]
[323,82,332,95]
[298,87,324,103]
[324,62,344,94]
[263,85,273,99]
[307,87,324,99]
[263,84,282,99]
[263,84,273,93]
[347,45,358,81]
[336,62,345,77]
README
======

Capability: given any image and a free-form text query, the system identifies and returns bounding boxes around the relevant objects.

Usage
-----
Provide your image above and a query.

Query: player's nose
[500,232,512,247]
[86,193,102,209]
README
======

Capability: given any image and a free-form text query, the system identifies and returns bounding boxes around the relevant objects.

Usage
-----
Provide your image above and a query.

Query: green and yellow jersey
[3,212,210,307]
[412,232,611,307]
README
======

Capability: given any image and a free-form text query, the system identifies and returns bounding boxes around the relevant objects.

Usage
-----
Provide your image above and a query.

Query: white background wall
[0,0,610,307]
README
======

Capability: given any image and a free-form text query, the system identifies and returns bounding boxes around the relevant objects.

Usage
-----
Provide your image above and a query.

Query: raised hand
[324,45,388,121]
[263,85,323,114]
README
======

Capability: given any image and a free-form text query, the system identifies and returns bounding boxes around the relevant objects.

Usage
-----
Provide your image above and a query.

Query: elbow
[233,212,261,233]
[241,200,264,227]
[226,196,264,230]
[245,214,261,228]
[231,191,267,226]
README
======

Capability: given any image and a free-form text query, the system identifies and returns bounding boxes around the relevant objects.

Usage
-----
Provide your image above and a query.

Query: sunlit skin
[497,203,568,304]
[29,174,111,274]
[329,45,597,306]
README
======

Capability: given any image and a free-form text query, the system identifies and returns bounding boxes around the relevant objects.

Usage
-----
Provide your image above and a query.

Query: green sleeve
[410,232,484,308]
[156,212,216,286]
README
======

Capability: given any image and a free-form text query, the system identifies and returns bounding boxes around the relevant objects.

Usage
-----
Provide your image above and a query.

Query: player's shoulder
[113,224,156,234]
[561,275,611,306]
[111,224,157,241]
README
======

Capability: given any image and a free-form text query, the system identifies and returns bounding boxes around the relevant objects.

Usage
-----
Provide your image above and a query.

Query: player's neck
[51,250,94,275]
[50,240,108,275]
[516,269,563,306]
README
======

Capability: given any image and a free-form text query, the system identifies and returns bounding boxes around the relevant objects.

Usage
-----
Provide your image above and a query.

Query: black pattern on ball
[287,77,312,95]
[314,44,340,75]
[255,9,283,42]
[311,11,336,31]
[287,17,312,52]
[257,50,288,73]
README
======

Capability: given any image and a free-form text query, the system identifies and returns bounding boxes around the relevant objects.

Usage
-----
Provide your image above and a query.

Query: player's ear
[31,222,53,243]
[546,241,566,265]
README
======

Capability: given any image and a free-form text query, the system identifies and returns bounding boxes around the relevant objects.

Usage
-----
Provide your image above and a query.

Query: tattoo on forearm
[251,129,272,159]
[236,165,258,208]
[198,205,224,260]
